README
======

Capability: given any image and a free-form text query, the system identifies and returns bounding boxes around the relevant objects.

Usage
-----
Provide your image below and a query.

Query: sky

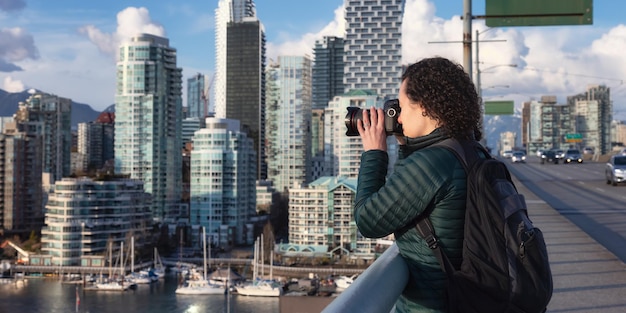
[1,0,625,120]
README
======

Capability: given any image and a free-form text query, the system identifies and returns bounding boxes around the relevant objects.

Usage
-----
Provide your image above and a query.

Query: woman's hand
[358,107,388,152]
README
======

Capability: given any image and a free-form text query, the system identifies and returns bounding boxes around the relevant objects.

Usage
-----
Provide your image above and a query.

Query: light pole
[474,28,514,100]
[477,64,517,101]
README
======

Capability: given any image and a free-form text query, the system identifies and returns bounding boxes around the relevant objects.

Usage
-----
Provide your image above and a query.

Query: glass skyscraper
[214,0,257,119]
[312,36,345,110]
[190,117,257,247]
[266,56,313,193]
[114,33,183,222]
[215,0,267,180]
[187,73,208,119]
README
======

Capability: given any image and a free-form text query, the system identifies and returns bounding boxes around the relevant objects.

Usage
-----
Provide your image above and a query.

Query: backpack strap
[415,217,457,275]
[414,138,487,275]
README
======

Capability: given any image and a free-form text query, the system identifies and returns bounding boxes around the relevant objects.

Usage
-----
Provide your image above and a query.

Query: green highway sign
[484,100,514,115]
[565,133,583,142]
[486,0,593,27]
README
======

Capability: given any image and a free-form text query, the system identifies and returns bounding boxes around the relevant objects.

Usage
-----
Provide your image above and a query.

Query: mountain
[483,112,522,151]
[0,89,103,129]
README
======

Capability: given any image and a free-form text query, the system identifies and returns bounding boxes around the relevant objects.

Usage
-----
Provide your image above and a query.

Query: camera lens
[345,107,363,137]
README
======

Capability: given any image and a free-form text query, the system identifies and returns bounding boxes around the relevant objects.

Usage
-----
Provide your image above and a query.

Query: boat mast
[203,227,207,281]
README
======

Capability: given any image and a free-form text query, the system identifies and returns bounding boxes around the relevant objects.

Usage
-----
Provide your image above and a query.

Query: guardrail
[322,243,407,313]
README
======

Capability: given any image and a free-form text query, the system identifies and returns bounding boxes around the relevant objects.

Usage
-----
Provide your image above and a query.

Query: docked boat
[235,278,283,297]
[126,271,157,284]
[334,274,357,290]
[94,279,133,291]
[89,241,135,291]
[140,247,166,280]
[125,237,158,284]
[234,235,283,297]
[175,271,225,295]
[175,227,224,295]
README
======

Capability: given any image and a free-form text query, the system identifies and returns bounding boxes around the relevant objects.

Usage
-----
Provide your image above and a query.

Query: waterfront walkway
[513,175,626,313]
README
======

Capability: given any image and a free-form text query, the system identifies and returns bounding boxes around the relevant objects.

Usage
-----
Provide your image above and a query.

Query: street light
[476,63,517,101]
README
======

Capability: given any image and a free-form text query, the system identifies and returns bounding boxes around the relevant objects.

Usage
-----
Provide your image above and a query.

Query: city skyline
[1,0,625,119]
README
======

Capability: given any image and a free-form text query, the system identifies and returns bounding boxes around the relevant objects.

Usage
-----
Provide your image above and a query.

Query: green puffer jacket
[354,133,467,313]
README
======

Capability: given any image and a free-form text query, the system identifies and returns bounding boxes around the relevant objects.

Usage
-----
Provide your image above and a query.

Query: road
[503,153,626,262]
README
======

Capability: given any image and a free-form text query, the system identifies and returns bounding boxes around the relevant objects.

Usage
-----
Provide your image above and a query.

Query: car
[564,149,583,164]
[501,150,514,158]
[583,147,594,155]
[619,148,626,156]
[511,151,526,163]
[535,149,545,157]
[605,155,626,186]
[541,150,559,164]
[554,149,565,159]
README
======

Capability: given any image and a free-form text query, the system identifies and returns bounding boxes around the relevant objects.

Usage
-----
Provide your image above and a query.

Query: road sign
[484,100,514,115]
[486,0,593,27]
[565,133,583,142]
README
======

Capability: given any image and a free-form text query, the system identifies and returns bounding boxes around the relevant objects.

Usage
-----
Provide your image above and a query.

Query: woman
[353,57,482,312]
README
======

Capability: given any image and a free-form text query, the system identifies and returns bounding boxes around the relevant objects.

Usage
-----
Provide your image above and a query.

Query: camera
[345,99,403,136]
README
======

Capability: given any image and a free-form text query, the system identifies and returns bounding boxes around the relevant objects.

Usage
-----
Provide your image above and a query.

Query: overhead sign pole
[483,0,593,27]
[463,0,472,77]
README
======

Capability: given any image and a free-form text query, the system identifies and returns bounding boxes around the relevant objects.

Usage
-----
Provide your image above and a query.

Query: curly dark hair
[401,57,482,141]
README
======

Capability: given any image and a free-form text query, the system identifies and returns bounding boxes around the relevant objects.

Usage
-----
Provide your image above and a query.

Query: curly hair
[401,57,482,141]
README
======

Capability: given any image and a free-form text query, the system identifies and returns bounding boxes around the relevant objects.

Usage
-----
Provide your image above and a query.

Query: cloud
[0,27,39,72]
[79,7,166,58]
[267,0,626,119]
[266,5,345,61]
[0,0,26,12]
[2,76,25,92]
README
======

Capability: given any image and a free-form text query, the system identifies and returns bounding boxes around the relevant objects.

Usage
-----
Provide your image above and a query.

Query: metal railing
[322,243,407,313]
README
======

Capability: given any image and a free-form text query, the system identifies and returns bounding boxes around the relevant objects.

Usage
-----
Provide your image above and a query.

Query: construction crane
[0,240,30,264]
[201,73,216,118]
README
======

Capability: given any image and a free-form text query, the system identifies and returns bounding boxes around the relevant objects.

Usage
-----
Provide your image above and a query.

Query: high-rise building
[114,33,183,222]
[190,117,257,248]
[77,114,114,174]
[13,92,72,183]
[310,109,326,182]
[181,117,205,148]
[312,36,345,110]
[611,120,626,146]
[569,85,612,154]
[214,0,257,119]
[41,177,152,266]
[324,90,397,178]
[343,0,405,99]
[187,73,208,119]
[214,0,266,180]
[0,130,43,236]
[266,56,313,193]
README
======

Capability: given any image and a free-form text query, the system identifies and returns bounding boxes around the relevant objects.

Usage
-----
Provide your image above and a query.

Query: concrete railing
[322,243,408,313]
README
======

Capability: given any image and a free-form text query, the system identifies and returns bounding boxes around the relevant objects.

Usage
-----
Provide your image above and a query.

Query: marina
[0,269,353,313]
[0,275,279,313]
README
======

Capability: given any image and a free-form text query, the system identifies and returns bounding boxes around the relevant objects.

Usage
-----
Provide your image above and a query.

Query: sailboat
[93,241,134,291]
[139,247,164,281]
[126,237,157,284]
[170,229,190,275]
[235,235,283,297]
[175,227,224,295]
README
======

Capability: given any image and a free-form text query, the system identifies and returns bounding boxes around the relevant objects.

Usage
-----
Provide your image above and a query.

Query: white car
[502,150,514,158]
[511,151,526,163]
[606,155,626,186]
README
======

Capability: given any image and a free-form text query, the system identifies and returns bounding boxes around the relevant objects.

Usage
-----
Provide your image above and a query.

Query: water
[0,275,279,313]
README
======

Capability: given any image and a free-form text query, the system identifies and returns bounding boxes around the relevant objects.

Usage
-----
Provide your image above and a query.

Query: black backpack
[416,139,553,313]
